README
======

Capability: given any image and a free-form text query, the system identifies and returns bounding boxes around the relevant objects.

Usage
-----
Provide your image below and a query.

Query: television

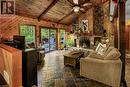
[13,35,25,50]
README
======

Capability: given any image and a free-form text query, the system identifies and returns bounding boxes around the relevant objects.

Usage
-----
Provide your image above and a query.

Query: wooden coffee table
[63,51,84,68]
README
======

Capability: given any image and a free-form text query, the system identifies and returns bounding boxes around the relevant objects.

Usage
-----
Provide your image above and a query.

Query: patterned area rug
[37,50,111,87]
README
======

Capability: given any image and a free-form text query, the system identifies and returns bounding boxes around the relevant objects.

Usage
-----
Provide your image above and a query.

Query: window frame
[19,24,36,44]
[59,28,66,48]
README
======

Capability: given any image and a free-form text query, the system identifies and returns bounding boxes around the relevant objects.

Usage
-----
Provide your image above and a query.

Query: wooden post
[118,0,127,87]
[113,18,118,48]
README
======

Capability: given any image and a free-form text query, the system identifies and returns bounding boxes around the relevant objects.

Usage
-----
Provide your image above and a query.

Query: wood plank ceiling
[15,0,100,25]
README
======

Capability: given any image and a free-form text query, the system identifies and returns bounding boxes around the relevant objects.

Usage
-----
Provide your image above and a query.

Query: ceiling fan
[68,0,92,12]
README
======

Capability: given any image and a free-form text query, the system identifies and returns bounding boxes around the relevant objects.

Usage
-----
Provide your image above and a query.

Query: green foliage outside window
[41,28,49,41]
[20,25,35,43]
[66,34,74,47]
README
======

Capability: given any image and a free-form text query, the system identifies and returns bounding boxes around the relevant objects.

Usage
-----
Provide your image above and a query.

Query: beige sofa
[80,46,122,87]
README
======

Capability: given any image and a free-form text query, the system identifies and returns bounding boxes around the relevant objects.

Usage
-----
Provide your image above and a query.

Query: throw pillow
[95,43,106,56]
[104,48,121,60]
[104,46,114,56]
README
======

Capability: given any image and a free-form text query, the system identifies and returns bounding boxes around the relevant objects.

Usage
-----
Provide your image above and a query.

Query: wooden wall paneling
[78,8,93,35]
[0,15,70,45]
[58,11,74,23]
[15,0,54,18]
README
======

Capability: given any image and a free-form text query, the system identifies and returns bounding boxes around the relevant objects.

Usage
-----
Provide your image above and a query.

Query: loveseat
[80,44,122,87]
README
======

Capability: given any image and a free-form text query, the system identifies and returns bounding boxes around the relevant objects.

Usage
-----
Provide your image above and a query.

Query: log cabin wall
[78,8,94,35]
[0,15,71,47]
[78,1,113,36]
[78,1,114,46]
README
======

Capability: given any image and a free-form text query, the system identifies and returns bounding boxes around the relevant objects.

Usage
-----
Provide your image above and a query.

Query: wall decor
[81,19,88,32]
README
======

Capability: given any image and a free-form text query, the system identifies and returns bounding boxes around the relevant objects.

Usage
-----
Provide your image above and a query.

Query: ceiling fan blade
[73,0,78,4]
[80,8,85,11]
[82,2,92,7]
[79,8,86,13]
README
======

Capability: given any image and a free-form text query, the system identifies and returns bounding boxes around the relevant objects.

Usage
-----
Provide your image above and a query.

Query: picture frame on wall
[81,19,88,32]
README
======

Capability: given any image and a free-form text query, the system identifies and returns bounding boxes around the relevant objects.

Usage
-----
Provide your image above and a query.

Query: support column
[113,18,118,48]
[118,0,127,87]
[36,25,40,47]
[57,28,60,49]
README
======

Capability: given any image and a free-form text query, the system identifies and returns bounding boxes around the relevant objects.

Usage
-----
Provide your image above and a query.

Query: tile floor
[38,50,130,87]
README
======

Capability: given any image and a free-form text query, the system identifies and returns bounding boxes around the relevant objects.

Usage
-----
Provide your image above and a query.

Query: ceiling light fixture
[73,6,80,12]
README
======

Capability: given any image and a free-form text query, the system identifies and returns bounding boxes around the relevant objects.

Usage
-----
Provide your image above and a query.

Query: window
[20,25,35,43]
[66,33,75,47]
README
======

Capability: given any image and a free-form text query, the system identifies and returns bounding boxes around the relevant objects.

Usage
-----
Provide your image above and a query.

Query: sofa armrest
[80,57,122,87]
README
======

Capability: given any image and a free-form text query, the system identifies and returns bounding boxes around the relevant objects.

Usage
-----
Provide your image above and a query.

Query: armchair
[80,46,122,87]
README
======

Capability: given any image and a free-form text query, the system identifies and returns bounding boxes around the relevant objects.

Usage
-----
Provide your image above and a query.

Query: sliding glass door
[41,27,57,52]
[50,29,57,51]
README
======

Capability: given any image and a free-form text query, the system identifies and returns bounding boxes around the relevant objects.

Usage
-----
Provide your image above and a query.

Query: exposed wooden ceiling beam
[67,0,75,6]
[58,11,74,23]
[79,0,90,5]
[38,0,59,21]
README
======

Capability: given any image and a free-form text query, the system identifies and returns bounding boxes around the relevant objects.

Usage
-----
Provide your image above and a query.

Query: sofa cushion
[88,51,104,60]
[104,48,121,60]
[104,46,114,56]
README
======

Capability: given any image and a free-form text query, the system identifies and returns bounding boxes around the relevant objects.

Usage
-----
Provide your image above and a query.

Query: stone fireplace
[78,36,90,48]
[77,36,102,49]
